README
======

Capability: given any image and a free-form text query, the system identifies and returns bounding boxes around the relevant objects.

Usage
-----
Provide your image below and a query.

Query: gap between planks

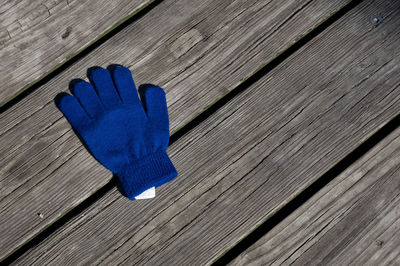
[229,121,400,265]
[217,113,400,265]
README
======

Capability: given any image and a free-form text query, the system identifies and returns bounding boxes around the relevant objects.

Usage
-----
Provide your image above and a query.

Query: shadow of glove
[56,66,177,200]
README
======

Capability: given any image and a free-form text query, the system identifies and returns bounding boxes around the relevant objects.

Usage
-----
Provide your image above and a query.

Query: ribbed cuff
[116,151,177,200]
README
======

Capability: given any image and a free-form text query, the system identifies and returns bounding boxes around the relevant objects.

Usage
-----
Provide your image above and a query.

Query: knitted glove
[56,66,177,200]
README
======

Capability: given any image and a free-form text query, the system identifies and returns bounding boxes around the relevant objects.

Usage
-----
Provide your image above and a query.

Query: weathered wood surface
[13,0,400,264]
[0,0,349,261]
[230,126,400,266]
[0,0,153,106]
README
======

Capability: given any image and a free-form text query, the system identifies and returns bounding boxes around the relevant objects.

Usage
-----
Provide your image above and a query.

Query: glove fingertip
[55,92,90,130]
[89,67,122,108]
[55,92,74,111]
[112,66,141,106]
[143,85,165,97]
[113,65,133,78]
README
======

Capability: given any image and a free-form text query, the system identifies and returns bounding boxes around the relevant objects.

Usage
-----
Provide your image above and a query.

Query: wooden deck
[0,0,399,265]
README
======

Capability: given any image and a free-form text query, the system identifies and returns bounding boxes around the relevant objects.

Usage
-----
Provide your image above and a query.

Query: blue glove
[56,66,177,200]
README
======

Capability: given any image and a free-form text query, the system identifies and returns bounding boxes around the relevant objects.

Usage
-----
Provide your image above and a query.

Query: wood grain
[0,0,349,261]
[12,0,400,264]
[230,127,400,266]
[0,0,153,106]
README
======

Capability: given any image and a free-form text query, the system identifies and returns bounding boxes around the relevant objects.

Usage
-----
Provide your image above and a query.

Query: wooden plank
[0,0,349,261]
[12,0,400,264]
[230,127,400,266]
[0,0,153,106]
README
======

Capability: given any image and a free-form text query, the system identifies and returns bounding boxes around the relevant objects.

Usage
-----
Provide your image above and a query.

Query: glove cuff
[116,150,177,200]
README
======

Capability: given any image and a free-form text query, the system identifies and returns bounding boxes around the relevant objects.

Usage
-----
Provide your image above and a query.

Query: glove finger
[71,81,104,118]
[56,93,90,132]
[141,85,169,132]
[89,67,122,109]
[111,66,141,106]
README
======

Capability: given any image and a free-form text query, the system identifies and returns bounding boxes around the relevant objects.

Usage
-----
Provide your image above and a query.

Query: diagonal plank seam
[213,110,400,265]
[318,168,400,263]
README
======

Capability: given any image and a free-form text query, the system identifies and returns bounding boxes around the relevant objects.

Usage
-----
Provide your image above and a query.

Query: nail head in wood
[62,26,72,39]
[375,240,383,247]
[371,15,383,25]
